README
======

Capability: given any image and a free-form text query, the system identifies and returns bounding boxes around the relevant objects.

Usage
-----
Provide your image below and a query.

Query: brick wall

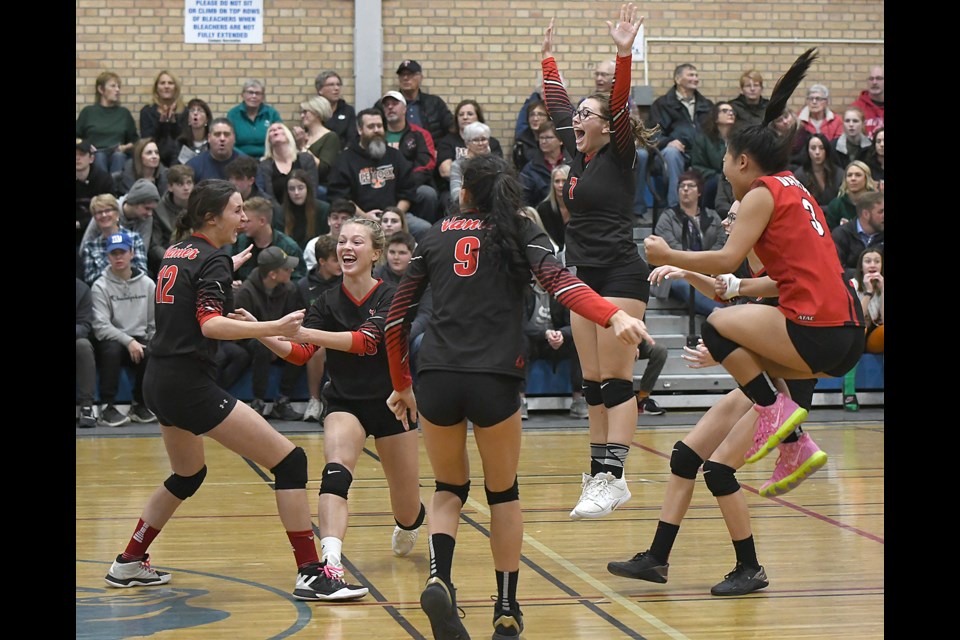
[76,0,884,149]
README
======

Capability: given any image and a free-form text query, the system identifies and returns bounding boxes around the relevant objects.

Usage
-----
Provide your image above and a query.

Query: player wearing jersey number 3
[643,48,865,463]
[385,153,650,640]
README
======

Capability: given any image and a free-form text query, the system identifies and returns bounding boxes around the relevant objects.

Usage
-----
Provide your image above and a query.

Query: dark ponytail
[727,48,818,175]
[459,154,530,294]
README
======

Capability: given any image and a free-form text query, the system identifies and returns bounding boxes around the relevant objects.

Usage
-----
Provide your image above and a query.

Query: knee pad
[669,441,703,480]
[600,378,634,408]
[702,460,740,497]
[271,446,308,490]
[397,502,426,530]
[435,480,470,505]
[164,465,207,500]
[319,462,353,500]
[582,380,602,406]
[700,321,740,364]
[485,477,519,505]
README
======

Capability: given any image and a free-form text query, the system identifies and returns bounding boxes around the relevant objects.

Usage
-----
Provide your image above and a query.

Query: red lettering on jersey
[163,244,201,260]
[441,216,483,232]
[567,176,578,199]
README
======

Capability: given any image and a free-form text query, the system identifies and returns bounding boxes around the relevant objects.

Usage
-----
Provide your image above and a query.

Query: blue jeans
[669,279,725,317]
[94,148,128,174]
[634,146,687,210]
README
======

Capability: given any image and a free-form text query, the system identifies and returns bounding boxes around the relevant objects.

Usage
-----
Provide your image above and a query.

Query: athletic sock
[288,530,320,568]
[732,535,760,571]
[649,520,680,564]
[495,569,519,611]
[121,518,161,561]
[428,533,456,586]
[603,443,630,479]
[590,443,606,476]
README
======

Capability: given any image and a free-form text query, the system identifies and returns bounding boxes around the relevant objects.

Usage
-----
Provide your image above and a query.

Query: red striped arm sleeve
[385,269,427,391]
[610,54,636,163]
[347,323,382,355]
[529,249,619,328]
[284,341,319,366]
[541,57,573,123]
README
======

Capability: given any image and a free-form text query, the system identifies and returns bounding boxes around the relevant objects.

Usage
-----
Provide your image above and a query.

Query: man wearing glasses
[852,66,884,138]
[796,83,843,141]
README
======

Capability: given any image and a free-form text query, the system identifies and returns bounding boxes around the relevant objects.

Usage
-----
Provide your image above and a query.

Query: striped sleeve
[610,54,636,164]
[385,262,428,391]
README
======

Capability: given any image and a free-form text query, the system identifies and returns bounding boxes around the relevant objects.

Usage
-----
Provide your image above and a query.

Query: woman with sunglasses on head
[541,3,660,520]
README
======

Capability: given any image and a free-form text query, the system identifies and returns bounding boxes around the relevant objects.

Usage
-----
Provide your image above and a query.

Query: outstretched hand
[541,17,554,59]
[232,245,254,273]
[606,3,643,55]
[649,264,687,285]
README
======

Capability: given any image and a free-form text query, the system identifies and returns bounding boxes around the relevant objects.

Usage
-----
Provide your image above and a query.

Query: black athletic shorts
[574,258,650,302]
[416,370,523,427]
[144,355,239,435]
[785,321,865,378]
[324,391,410,439]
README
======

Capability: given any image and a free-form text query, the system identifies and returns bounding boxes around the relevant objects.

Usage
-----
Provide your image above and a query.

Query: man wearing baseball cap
[390,59,454,147]
[77,138,115,250]
[379,90,440,225]
[235,245,305,421]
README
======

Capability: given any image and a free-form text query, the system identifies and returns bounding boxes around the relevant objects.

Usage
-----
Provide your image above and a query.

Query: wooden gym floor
[76,407,884,639]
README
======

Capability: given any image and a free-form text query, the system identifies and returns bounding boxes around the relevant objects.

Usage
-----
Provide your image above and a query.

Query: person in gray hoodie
[91,231,157,427]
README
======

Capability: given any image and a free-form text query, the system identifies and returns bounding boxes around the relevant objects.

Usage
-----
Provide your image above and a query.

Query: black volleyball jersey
[385,212,620,391]
[542,54,640,268]
[284,279,395,402]
[151,233,234,366]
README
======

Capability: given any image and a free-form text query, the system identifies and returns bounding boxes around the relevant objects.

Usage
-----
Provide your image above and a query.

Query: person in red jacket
[851,65,884,138]
[796,83,843,140]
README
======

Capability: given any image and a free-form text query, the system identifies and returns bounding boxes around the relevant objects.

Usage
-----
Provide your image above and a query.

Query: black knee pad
[600,378,634,408]
[701,321,740,364]
[319,462,353,499]
[271,446,308,490]
[397,502,426,530]
[702,460,740,497]
[582,380,602,406]
[670,441,703,480]
[485,477,519,505]
[164,465,207,500]
[435,480,470,505]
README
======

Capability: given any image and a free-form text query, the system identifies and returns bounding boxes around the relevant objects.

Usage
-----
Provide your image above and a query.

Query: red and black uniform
[542,54,643,275]
[385,211,621,426]
[283,279,404,438]
[144,233,239,434]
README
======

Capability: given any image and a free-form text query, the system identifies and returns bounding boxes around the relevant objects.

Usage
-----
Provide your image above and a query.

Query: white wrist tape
[719,274,741,300]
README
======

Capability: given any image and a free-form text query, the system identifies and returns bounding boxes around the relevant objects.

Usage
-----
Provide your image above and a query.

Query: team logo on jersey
[441,216,483,232]
[164,244,201,260]
[358,165,395,189]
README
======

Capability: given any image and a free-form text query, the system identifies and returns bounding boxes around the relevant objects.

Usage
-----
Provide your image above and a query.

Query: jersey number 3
[156,265,179,304]
[453,236,479,277]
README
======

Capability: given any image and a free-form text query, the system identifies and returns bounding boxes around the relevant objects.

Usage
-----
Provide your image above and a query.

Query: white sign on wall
[184,0,263,44]
[631,24,645,61]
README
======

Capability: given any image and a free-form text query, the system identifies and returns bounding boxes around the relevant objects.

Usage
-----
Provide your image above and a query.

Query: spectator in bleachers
[328,108,428,239]
[519,120,573,207]
[634,339,668,415]
[225,154,269,202]
[303,199,358,272]
[77,139,115,252]
[81,194,148,286]
[536,163,571,252]
[649,63,714,208]
[293,95,341,198]
[186,118,245,182]
[794,133,843,210]
[771,108,810,170]
[825,160,878,230]
[514,70,544,139]
[381,90,440,224]
[393,59,454,148]
[149,163,194,276]
[139,70,186,167]
[796,83,843,140]
[227,79,281,160]
[76,277,98,428]
[314,70,357,150]
[257,122,319,208]
[76,71,139,174]
[832,191,883,281]
[114,138,168,197]
[294,234,342,423]
[378,206,410,239]
[691,102,736,209]
[832,107,872,168]
[175,98,212,165]
[512,99,550,173]
[235,246,305,421]
[436,99,504,208]
[231,196,306,282]
[277,168,330,249]
[448,121,495,206]
[842,245,884,411]
[729,69,768,126]
[653,171,726,317]
[862,126,884,189]
[851,65,884,138]
[91,231,157,427]
[82,179,159,275]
